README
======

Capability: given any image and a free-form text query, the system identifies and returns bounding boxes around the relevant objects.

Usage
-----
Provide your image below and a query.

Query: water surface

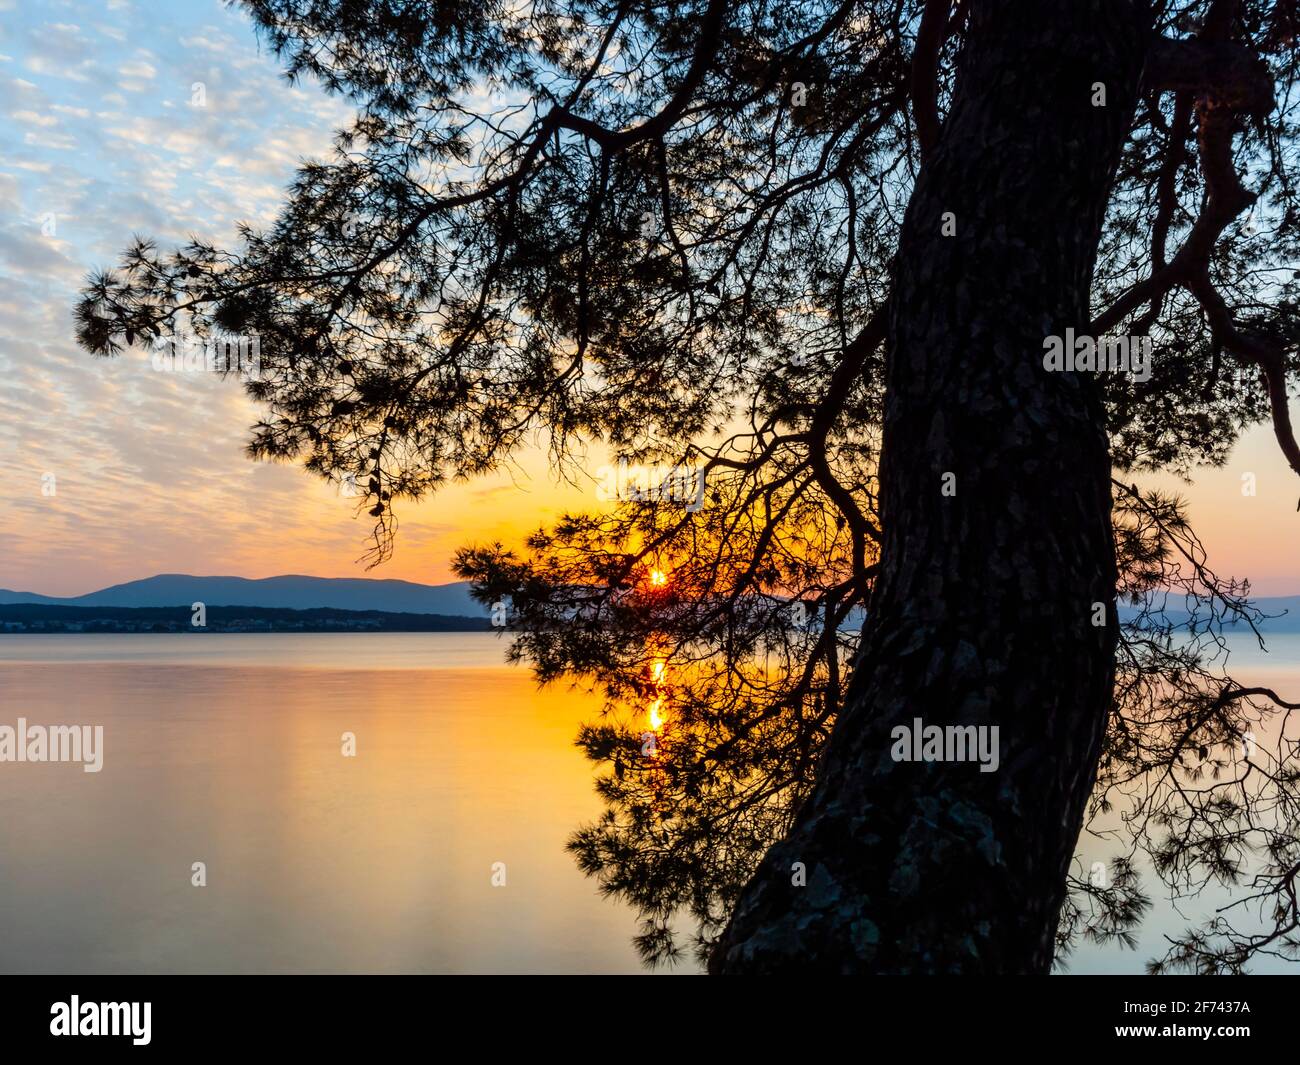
[0,633,646,973]
[1,631,1297,974]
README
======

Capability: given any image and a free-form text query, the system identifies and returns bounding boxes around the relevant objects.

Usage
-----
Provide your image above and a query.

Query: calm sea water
[0,631,1296,974]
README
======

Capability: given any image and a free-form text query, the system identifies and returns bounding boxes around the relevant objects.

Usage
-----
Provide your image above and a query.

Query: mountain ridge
[0,573,487,616]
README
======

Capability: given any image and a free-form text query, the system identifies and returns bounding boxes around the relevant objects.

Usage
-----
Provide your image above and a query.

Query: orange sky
[1138,420,1299,596]
[2,402,1294,598]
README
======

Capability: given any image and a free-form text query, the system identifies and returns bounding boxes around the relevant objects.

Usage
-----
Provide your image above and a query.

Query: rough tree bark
[712,0,1151,973]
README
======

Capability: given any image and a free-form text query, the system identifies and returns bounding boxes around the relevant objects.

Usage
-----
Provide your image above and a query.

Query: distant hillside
[1251,597,1300,631]
[1117,596,1300,633]
[0,574,486,616]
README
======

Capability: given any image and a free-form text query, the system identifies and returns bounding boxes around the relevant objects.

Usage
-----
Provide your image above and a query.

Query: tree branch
[1145,36,1274,116]
[909,0,949,162]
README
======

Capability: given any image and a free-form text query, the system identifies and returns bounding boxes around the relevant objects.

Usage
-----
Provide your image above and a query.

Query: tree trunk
[712,0,1150,974]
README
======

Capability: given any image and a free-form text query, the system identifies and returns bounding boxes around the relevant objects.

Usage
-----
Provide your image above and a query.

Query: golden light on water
[644,627,671,733]
[647,655,669,732]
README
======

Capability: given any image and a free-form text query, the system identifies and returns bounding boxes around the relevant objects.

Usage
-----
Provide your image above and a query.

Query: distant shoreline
[0,604,493,635]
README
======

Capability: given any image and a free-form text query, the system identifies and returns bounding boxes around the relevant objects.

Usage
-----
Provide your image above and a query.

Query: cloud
[24,129,77,150]
[117,58,156,80]
[24,54,93,82]
[10,109,58,126]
